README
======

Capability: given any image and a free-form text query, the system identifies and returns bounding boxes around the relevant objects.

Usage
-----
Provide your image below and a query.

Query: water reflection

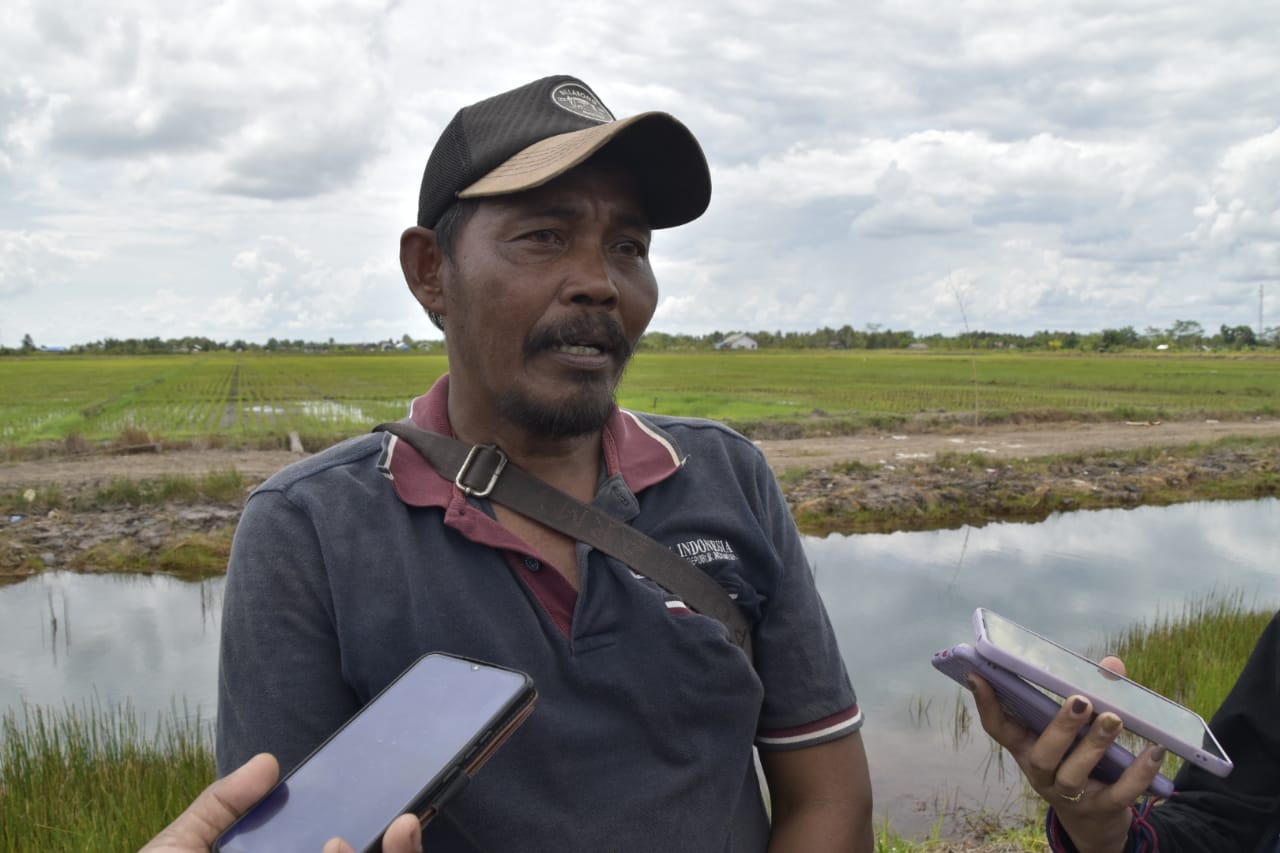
[0,572,223,725]
[0,500,1277,838]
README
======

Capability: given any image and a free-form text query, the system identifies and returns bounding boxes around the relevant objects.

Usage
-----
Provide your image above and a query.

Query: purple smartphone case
[932,642,1175,799]
[972,608,1232,778]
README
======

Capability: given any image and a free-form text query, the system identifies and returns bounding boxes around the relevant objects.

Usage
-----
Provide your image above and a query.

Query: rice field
[3,349,1278,449]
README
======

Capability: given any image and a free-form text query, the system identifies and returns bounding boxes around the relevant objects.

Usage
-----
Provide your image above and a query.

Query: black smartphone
[213,652,537,853]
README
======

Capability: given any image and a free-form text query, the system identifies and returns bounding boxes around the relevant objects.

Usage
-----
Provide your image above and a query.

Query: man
[217,75,873,852]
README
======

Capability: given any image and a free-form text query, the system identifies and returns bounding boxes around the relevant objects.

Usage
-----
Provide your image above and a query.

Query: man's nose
[562,247,619,308]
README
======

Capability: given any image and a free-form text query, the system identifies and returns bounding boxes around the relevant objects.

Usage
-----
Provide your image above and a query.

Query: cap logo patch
[550,82,614,124]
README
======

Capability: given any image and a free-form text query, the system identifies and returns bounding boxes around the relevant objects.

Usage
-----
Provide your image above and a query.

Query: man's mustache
[525,316,633,362]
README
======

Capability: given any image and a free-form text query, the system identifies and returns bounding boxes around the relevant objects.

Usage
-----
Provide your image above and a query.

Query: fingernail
[1071,697,1088,715]
[1150,746,1167,765]
[1099,712,1123,734]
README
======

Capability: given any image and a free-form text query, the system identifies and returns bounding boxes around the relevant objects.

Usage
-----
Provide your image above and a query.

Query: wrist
[1047,806,1135,853]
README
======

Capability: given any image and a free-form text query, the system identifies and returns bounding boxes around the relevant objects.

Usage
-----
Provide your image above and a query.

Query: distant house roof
[715,333,758,350]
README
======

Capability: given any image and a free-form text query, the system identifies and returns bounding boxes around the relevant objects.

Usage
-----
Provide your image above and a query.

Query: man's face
[435,163,658,440]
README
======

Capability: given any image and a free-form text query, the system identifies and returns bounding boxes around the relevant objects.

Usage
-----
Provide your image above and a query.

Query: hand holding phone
[214,652,537,853]
[932,642,1175,798]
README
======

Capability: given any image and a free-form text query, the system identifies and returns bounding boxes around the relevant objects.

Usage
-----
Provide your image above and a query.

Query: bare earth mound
[5,418,1280,492]
[4,416,1278,572]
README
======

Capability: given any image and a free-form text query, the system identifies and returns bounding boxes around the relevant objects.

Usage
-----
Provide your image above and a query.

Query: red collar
[381,374,685,508]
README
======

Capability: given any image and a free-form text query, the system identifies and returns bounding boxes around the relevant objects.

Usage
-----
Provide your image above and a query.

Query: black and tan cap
[417,75,711,230]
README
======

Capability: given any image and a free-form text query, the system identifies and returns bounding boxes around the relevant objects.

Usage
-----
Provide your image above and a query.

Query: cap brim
[458,112,711,229]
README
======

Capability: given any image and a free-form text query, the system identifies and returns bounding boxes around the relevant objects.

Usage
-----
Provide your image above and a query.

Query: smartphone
[932,642,1174,798]
[213,652,537,853]
[973,608,1232,777]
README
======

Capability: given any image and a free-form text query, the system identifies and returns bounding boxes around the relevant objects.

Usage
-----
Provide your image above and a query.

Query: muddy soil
[7,417,1280,492]
[768,418,1280,533]
[3,417,1279,575]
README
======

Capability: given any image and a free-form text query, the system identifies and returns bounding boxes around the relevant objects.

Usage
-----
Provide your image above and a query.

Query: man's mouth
[554,343,604,356]
[529,317,631,363]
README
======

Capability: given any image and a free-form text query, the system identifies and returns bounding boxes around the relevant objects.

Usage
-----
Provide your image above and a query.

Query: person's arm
[139,754,424,853]
[739,442,873,851]
[217,489,362,776]
[760,732,875,853]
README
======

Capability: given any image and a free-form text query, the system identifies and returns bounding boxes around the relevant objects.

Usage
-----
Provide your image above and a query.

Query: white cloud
[2,0,1279,346]
[1193,128,1280,282]
[0,230,97,297]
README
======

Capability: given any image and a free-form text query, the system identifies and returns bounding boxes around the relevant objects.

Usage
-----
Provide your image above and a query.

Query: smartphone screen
[214,653,536,853]
[973,608,1231,776]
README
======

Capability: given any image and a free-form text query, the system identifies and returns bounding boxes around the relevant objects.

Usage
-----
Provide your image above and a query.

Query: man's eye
[525,229,559,243]
[617,240,648,258]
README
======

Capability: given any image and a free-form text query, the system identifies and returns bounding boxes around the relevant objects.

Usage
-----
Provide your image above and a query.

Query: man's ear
[400,226,447,318]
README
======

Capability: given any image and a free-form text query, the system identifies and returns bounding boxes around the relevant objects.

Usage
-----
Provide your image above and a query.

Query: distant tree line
[3,333,435,356]
[638,320,1278,353]
[4,320,1277,357]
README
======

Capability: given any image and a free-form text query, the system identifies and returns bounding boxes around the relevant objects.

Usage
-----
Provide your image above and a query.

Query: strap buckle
[455,444,508,497]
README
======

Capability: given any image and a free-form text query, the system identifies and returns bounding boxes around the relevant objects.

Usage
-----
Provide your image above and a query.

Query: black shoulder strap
[373,421,752,660]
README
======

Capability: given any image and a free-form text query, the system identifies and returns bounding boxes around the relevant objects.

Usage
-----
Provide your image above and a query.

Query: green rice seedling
[90,478,147,507]
[0,699,214,852]
[155,474,201,503]
[775,468,810,487]
[154,531,236,579]
[932,450,997,470]
[873,811,946,852]
[77,470,247,511]
[69,528,234,579]
[63,431,91,454]
[199,468,246,503]
[832,459,877,475]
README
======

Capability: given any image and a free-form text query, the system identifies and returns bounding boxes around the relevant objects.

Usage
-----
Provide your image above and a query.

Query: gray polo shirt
[217,375,860,852]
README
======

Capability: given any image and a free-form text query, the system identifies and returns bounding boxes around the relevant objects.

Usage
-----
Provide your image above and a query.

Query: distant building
[906,342,929,351]
[715,333,758,350]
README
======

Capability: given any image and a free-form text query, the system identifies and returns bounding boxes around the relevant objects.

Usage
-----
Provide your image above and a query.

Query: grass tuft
[0,700,214,852]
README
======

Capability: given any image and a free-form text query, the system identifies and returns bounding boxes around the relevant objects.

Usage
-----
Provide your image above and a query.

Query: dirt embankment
[761,418,1280,534]
[3,417,1280,575]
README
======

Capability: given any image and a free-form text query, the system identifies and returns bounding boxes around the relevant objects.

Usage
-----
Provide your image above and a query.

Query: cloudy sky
[3,0,1278,348]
